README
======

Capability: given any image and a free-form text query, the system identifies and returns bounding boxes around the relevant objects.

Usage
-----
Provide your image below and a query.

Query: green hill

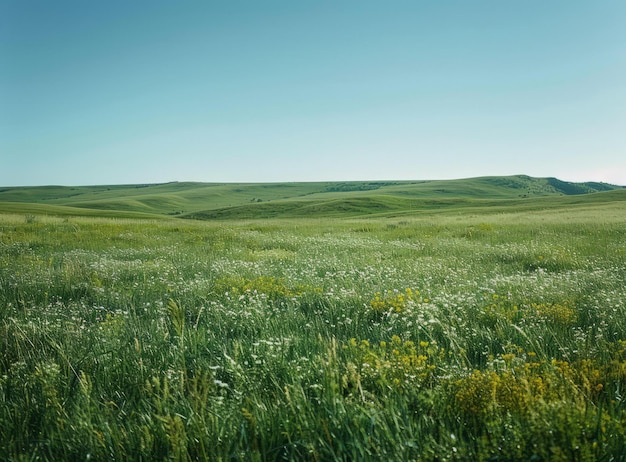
[0,175,623,219]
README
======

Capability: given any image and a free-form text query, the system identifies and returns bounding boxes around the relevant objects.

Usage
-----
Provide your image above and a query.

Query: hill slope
[0,175,622,219]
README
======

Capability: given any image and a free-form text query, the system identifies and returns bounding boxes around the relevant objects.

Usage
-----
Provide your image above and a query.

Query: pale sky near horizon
[2,1,626,186]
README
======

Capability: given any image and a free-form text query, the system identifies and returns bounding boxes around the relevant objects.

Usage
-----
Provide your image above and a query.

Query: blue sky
[2,1,626,186]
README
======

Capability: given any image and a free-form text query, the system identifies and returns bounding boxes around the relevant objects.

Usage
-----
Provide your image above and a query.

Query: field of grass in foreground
[1,206,626,460]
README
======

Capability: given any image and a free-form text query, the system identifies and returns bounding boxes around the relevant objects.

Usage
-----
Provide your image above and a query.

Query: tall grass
[1,210,625,460]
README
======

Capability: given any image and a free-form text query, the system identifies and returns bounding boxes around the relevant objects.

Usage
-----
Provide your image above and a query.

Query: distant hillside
[0,175,623,219]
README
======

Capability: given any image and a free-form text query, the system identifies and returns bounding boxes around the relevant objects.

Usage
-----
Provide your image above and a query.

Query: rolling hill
[0,175,623,219]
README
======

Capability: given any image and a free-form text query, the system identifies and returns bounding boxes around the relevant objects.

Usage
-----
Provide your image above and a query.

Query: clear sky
[2,0,626,186]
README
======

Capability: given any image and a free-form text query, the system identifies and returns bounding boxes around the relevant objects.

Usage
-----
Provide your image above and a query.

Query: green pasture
[1,175,621,219]
[1,177,626,460]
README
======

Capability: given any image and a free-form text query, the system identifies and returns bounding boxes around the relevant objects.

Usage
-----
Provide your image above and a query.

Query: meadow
[1,182,626,460]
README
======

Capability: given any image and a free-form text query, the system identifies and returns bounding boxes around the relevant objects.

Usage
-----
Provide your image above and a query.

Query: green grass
[1,176,625,459]
[1,175,622,219]
[1,195,626,460]
[185,189,626,220]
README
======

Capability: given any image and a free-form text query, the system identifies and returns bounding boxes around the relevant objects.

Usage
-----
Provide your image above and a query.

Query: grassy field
[1,178,626,460]
[1,175,622,219]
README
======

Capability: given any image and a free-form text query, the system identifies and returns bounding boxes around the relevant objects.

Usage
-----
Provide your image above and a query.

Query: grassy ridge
[0,175,622,219]
[0,201,164,219]
[185,189,626,219]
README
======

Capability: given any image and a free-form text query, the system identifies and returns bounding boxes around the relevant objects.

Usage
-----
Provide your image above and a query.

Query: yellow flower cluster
[369,288,424,314]
[529,302,578,326]
[478,295,578,328]
[345,335,437,391]
[454,347,610,417]
[454,367,545,415]
[479,294,520,325]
